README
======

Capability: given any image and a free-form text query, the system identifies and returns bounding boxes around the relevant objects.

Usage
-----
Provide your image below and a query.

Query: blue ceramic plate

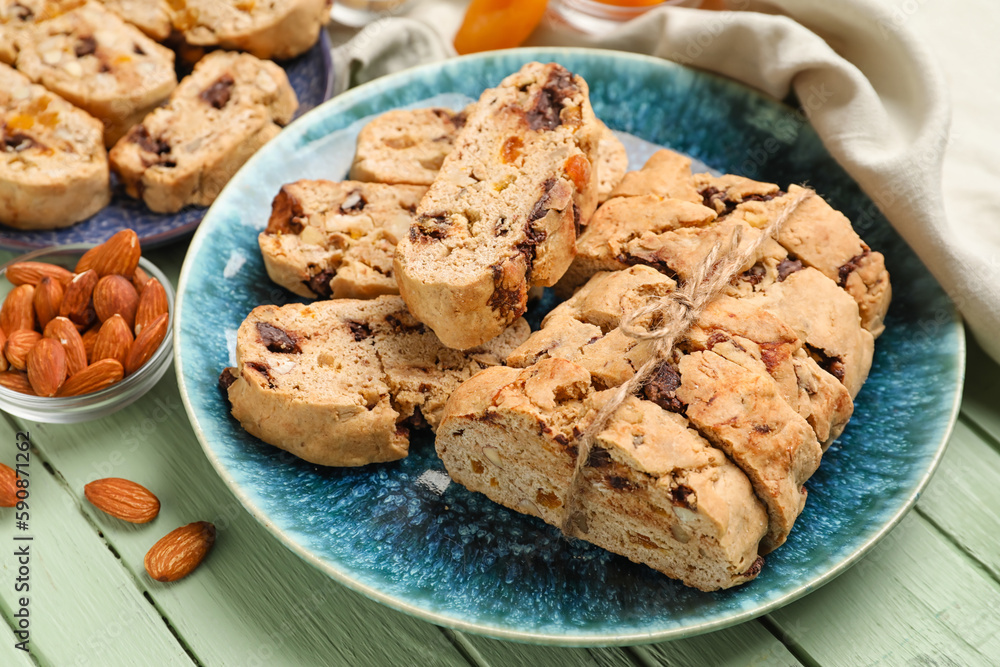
[175,48,964,645]
[0,32,334,252]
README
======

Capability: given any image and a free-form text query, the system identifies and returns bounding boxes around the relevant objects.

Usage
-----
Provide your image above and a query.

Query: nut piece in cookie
[223,296,530,467]
[437,358,769,591]
[109,50,297,213]
[259,180,426,300]
[0,63,110,229]
[394,62,603,350]
[11,1,177,146]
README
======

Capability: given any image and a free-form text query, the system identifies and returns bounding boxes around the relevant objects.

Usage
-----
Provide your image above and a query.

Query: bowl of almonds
[0,230,174,422]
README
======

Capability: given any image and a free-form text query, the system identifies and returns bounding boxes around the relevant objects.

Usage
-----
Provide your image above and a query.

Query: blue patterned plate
[175,48,964,645]
[0,32,334,251]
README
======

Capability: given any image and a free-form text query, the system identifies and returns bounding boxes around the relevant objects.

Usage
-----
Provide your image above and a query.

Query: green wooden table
[0,241,998,666]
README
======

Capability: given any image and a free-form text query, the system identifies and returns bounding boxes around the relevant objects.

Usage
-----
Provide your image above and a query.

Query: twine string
[558,189,815,537]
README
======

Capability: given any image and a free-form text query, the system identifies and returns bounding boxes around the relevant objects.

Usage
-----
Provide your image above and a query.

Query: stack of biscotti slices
[258,62,629,304]
[110,50,297,213]
[0,62,110,228]
[435,152,891,590]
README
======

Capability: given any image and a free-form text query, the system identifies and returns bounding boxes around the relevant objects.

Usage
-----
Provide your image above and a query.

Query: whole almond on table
[33,276,65,329]
[0,372,34,395]
[125,312,167,375]
[84,478,160,524]
[26,337,67,397]
[145,521,216,582]
[6,261,73,287]
[5,330,41,371]
[75,246,100,274]
[1,284,36,334]
[92,314,133,367]
[135,278,168,335]
[43,317,88,376]
[90,229,141,279]
[0,463,17,507]
[56,359,124,397]
[58,269,99,331]
[93,274,139,329]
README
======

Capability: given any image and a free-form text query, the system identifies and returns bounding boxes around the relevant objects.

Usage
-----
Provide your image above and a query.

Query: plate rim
[173,46,967,646]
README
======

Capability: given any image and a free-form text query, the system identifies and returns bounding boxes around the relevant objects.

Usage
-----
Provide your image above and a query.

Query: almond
[43,317,88,376]
[90,229,141,279]
[1,284,36,333]
[93,274,139,328]
[125,312,167,375]
[26,337,67,397]
[5,330,41,371]
[132,266,151,294]
[135,278,168,335]
[0,463,17,507]
[55,358,123,396]
[58,269,98,330]
[0,328,7,372]
[33,276,64,329]
[0,371,34,395]
[6,261,73,286]
[92,314,133,366]
[144,521,216,582]
[81,324,100,363]
[84,478,160,524]
[75,246,100,273]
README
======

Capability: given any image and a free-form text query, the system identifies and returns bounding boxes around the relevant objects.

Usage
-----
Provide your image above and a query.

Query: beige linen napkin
[330,1,1000,363]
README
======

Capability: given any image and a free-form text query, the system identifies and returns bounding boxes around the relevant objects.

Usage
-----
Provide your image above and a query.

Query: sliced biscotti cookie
[110,50,297,213]
[437,358,769,591]
[0,63,109,229]
[0,0,85,64]
[12,1,176,146]
[351,106,626,201]
[175,0,329,60]
[349,107,470,186]
[394,62,602,350]
[99,0,172,40]
[259,180,427,299]
[506,266,833,551]
[222,296,530,467]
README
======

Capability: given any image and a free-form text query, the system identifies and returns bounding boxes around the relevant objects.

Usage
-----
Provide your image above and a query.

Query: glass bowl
[0,243,174,423]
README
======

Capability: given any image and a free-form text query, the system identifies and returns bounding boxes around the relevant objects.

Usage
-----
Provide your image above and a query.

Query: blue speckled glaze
[174,49,964,645]
[0,33,334,251]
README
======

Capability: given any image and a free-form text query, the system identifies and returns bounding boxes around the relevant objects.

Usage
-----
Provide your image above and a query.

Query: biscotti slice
[12,1,176,146]
[110,50,297,213]
[259,180,426,299]
[0,63,109,229]
[394,62,603,350]
[222,296,530,467]
[506,266,830,551]
[349,107,470,186]
[175,0,330,60]
[0,0,85,63]
[437,358,769,591]
[350,105,626,202]
[99,0,172,39]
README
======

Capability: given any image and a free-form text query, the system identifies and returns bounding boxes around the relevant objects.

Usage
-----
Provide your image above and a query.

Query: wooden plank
[0,607,39,667]
[916,418,1000,581]
[958,337,1000,447]
[0,419,193,666]
[634,622,802,667]
[766,512,1000,665]
[8,376,471,667]
[449,632,636,667]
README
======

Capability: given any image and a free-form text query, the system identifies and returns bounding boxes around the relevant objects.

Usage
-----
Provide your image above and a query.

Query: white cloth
[330,0,1000,362]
